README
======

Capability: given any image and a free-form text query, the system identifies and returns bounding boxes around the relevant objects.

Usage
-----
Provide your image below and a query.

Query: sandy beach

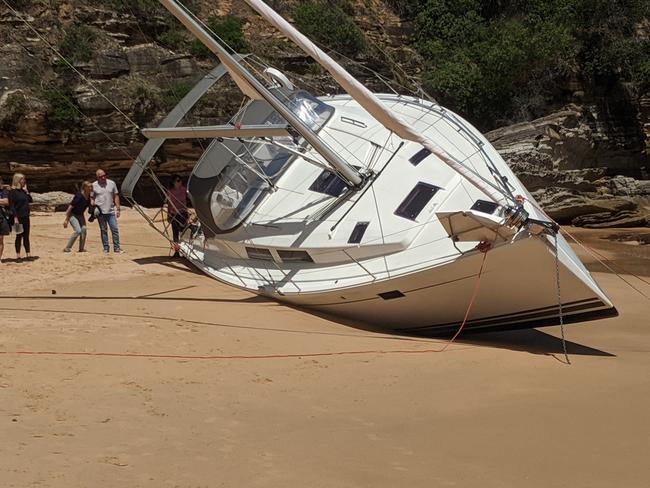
[1,210,649,487]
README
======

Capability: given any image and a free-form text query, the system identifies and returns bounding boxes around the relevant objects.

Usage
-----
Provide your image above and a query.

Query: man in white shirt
[91,168,123,254]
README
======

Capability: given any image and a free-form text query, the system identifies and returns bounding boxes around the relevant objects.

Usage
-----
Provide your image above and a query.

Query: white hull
[180,232,615,332]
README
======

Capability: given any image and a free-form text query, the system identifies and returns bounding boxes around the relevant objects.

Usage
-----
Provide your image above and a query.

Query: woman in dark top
[8,172,32,260]
[63,180,92,252]
[0,177,11,263]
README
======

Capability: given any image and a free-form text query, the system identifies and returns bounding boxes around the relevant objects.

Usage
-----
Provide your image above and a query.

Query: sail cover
[241,0,507,203]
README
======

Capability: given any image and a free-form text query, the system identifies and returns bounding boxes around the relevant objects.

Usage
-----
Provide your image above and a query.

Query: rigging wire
[1,0,140,130]
[519,196,650,299]
[6,32,140,164]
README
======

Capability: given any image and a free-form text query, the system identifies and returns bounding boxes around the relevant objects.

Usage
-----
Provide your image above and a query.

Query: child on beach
[8,173,32,260]
[63,181,92,253]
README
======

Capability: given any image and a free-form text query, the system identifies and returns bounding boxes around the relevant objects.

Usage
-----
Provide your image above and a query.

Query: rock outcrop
[487,105,649,227]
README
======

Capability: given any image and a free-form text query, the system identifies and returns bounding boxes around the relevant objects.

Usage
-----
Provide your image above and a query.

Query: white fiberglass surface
[207,91,334,231]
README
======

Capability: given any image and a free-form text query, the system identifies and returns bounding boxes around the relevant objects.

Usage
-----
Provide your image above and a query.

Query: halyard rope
[553,232,570,364]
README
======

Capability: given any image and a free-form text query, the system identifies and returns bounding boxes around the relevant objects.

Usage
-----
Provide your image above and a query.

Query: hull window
[246,247,274,261]
[395,182,440,221]
[378,290,405,300]
[277,250,313,263]
[348,222,369,244]
[409,147,431,166]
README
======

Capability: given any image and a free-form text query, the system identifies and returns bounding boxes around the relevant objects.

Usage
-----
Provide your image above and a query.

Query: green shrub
[0,92,28,132]
[162,81,193,109]
[293,1,366,56]
[158,29,187,51]
[410,0,650,127]
[190,15,248,58]
[107,0,163,14]
[58,22,97,64]
[43,87,80,127]
[124,78,162,124]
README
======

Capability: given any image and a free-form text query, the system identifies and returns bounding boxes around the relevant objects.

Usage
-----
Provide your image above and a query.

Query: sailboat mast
[241,0,512,204]
[157,0,363,188]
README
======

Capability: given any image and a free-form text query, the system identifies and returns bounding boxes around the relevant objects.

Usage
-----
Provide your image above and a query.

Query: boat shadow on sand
[287,307,616,358]
[132,255,207,276]
[456,328,615,358]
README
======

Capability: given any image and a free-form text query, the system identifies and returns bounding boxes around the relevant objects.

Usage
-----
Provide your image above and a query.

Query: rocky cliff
[0,1,648,227]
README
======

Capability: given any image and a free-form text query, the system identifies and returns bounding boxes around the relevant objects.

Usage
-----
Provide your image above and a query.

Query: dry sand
[1,210,649,487]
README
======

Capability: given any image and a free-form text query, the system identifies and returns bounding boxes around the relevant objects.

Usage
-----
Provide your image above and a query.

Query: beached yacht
[123,0,616,333]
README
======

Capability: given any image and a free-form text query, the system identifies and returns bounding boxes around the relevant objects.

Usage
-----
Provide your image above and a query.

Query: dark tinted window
[348,222,369,244]
[277,250,313,262]
[470,200,499,214]
[246,247,274,261]
[409,148,431,166]
[378,290,405,300]
[394,183,439,220]
[309,169,347,197]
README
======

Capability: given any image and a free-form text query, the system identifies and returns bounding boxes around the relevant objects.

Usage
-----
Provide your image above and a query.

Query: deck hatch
[378,290,405,300]
[348,222,369,244]
[246,247,274,261]
[409,148,431,166]
[277,250,313,262]
[394,182,439,220]
[471,199,499,215]
[309,169,347,197]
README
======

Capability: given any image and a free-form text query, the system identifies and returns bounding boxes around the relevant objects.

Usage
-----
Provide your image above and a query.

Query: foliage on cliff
[402,0,650,127]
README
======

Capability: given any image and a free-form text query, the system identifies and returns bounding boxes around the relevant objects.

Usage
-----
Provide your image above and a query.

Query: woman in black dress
[8,172,33,260]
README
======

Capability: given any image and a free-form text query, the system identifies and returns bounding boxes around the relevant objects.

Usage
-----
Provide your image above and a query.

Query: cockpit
[188,91,334,235]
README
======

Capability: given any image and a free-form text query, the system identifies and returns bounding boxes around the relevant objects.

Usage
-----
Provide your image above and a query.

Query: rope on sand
[0,248,490,361]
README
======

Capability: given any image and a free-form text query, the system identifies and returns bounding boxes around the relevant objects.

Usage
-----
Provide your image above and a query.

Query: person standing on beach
[0,177,11,262]
[63,181,92,253]
[166,174,188,258]
[91,169,123,254]
[8,172,33,260]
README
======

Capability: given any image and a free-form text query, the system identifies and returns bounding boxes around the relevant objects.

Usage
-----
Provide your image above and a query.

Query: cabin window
[394,182,439,221]
[409,148,431,166]
[309,169,347,197]
[471,200,499,215]
[348,222,369,244]
[277,250,313,263]
[246,247,274,261]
